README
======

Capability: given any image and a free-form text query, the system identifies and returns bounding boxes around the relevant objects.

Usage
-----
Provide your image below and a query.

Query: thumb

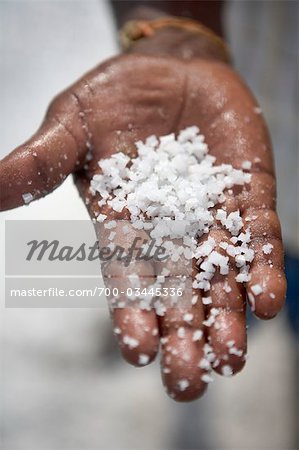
[0,90,90,211]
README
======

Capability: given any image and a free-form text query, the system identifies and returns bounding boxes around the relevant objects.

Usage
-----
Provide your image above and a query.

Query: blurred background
[0,1,298,449]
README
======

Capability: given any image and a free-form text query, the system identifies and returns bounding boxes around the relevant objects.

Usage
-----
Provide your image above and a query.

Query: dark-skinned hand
[0,26,286,401]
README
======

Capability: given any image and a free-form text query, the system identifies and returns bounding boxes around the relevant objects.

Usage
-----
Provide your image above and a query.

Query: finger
[159,300,208,401]
[198,229,247,376]
[158,257,209,402]
[112,307,159,366]
[243,207,286,319]
[0,91,88,211]
[96,220,160,366]
[211,136,286,319]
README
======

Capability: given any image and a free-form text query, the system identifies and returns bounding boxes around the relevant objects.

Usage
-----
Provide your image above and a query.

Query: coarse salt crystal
[262,243,273,254]
[221,365,233,377]
[138,354,150,365]
[97,214,107,222]
[202,296,212,305]
[104,220,117,229]
[123,335,139,349]
[201,373,214,384]
[223,281,232,293]
[228,346,243,357]
[177,379,189,391]
[22,192,33,204]
[248,292,256,311]
[113,327,121,335]
[177,327,185,338]
[242,160,252,170]
[192,329,203,341]
[198,358,211,370]
[251,284,263,295]
[183,313,193,323]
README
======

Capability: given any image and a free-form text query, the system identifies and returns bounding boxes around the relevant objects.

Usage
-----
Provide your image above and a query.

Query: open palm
[0,53,286,401]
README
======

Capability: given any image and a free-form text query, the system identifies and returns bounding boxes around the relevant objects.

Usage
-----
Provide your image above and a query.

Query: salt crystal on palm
[236,273,251,283]
[104,220,116,229]
[242,160,252,170]
[97,214,107,222]
[177,327,185,338]
[192,330,203,341]
[183,313,193,323]
[202,296,212,305]
[262,243,273,254]
[223,281,232,293]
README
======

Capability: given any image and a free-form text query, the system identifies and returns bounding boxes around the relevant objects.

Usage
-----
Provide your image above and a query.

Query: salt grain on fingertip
[201,373,214,384]
[228,346,243,357]
[123,335,139,349]
[221,365,233,377]
[22,192,33,204]
[191,295,198,305]
[177,379,189,391]
[138,354,150,365]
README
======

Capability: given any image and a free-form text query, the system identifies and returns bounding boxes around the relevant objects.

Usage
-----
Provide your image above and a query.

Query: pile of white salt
[91,126,256,291]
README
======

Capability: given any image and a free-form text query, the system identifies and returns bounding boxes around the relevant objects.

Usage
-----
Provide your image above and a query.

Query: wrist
[119,17,231,64]
[111,2,224,37]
